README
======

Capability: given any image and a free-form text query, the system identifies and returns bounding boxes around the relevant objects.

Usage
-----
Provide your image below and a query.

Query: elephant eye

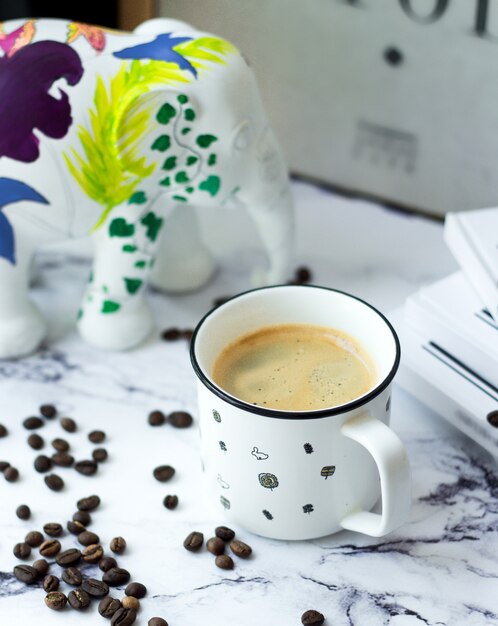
[233,121,253,151]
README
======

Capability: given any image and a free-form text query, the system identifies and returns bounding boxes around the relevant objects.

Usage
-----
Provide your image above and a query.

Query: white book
[444,208,498,320]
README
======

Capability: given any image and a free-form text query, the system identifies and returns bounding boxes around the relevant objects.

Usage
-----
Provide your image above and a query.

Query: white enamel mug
[190,285,411,540]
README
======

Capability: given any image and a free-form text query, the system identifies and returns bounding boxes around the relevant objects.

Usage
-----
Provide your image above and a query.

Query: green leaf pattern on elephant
[162,156,177,171]
[151,135,171,152]
[134,260,146,269]
[157,103,176,125]
[122,244,137,252]
[128,191,147,204]
[208,153,217,166]
[199,175,221,197]
[124,278,143,294]
[196,134,218,148]
[109,218,135,237]
[140,211,163,242]
[184,108,196,121]
[102,300,121,314]
[175,171,189,184]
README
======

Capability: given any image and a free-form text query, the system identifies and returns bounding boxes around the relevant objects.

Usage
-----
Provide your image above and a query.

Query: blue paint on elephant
[0,41,83,163]
[113,33,197,77]
[0,178,49,264]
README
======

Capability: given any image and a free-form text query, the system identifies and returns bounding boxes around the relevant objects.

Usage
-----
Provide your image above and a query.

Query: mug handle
[339,412,411,537]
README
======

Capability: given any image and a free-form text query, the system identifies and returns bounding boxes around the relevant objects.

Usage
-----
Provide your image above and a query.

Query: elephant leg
[150,204,216,293]
[77,203,164,351]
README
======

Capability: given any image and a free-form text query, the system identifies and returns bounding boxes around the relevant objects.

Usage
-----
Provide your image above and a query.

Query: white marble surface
[1,180,497,626]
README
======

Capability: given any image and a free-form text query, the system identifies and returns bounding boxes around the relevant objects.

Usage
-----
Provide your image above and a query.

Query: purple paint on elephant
[0,40,83,163]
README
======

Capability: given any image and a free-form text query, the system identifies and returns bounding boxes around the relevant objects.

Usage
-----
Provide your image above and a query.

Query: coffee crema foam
[212,323,377,411]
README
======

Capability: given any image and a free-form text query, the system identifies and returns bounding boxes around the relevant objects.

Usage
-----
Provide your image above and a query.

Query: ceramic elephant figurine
[0,17,294,358]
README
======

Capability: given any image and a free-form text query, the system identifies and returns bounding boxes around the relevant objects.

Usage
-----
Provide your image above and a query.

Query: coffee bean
[75,460,98,476]
[23,416,44,430]
[82,543,104,563]
[103,567,131,586]
[0,460,10,471]
[148,618,168,626]
[25,530,44,547]
[111,607,137,626]
[161,327,181,341]
[88,430,106,443]
[43,574,60,592]
[153,465,175,482]
[215,526,235,541]
[99,596,122,618]
[60,417,77,433]
[207,537,225,556]
[0,424,8,437]
[168,411,193,428]
[77,494,100,511]
[13,542,31,559]
[43,522,63,537]
[122,596,139,611]
[301,609,325,625]
[16,504,31,520]
[148,410,165,426]
[183,531,203,552]
[13,564,38,583]
[39,539,61,557]
[45,591,67,611]
[125,582,147,598]
[67,520,86,535]
[163,495,178,510]
[56,548,81,567]
[4,466,19,482]
[40,404,57,419]
[52,438,69,452]
[33,559,49,576]
[93,448,108,463]
[181,329,194,341]
[27,434,44,450]
[68,588,91,610]
[110,536,126,554]
[73,510,92,525]
[82,577,109,598]
[99,556,117,572]
[230,539,252,558]
[62,567,82,586]
[52,452,74,467]
[34,455,52,473]
[215,554,234,570]
[44,473,64,491]
[79,530,99,547]
[295,266,312,284]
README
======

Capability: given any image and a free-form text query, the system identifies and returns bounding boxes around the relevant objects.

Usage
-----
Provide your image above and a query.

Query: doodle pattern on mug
[213,409,221,423]
[303,503,314,514]
[321,465,336,479]
[217,474,230,489]
[220,495,230,510]
[262,509,274,520]
[251,446,269,460]
[219,440,227,452]
[259,472,279,490]
[303,442,314,454]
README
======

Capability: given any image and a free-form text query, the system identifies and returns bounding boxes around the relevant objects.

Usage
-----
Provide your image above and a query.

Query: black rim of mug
[190,284,401,420]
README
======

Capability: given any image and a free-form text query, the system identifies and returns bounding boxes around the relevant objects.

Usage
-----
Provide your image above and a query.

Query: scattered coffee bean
[52,438,69,452]
[23,416,44,430]
[230,539,252,559]
[215,554,234,570]
[27,433,44,450]
[43,522,63,537]
[25,530,44,547]
[60,417,77,433]
[93,448,108,463]
[34,455,52,473]
[295,266,312,284]
[148,618,168,626]
[68,588,91,610]
[33,559,49,576]
[487,410,498,427]
[111,607,137,626]
[56,548,81,567]
[181,329,194,341]
[99,556,117,572]
[75,460,98,476]
[52,452,74,467]
[82,543,104,563]
[110,536,126,554]
[40,404,57,419]
[163,495,178,510]
[77,494,100,511]
[78,530,100,546]
[67,520,86,535]
[44,473,64,491]
[99,596,122,618]
[88,430,106,443]
[301,609,325,625]
[43,574,60,592]
[168,411,193,428]
[45,591,67,611]
[183,531,204,552]
[161,327,181,341]
[13,564,38,584]
[153,465,175,482]
[103,567,131,586]
[122,596,140,611]
[82,577,109,597]
[4,466,19,482]
[62,566,82,586]
[148,410,166,426]
[0,460,10,471]
[125,582,147,598]
[16,504,31,520]
[215,526,235,541]
[39,539,61,557]
[0,424,8,437]
[13,542,31,559]
[207,537,225,556]
[73,510,92,526]
[213,296,230,307]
